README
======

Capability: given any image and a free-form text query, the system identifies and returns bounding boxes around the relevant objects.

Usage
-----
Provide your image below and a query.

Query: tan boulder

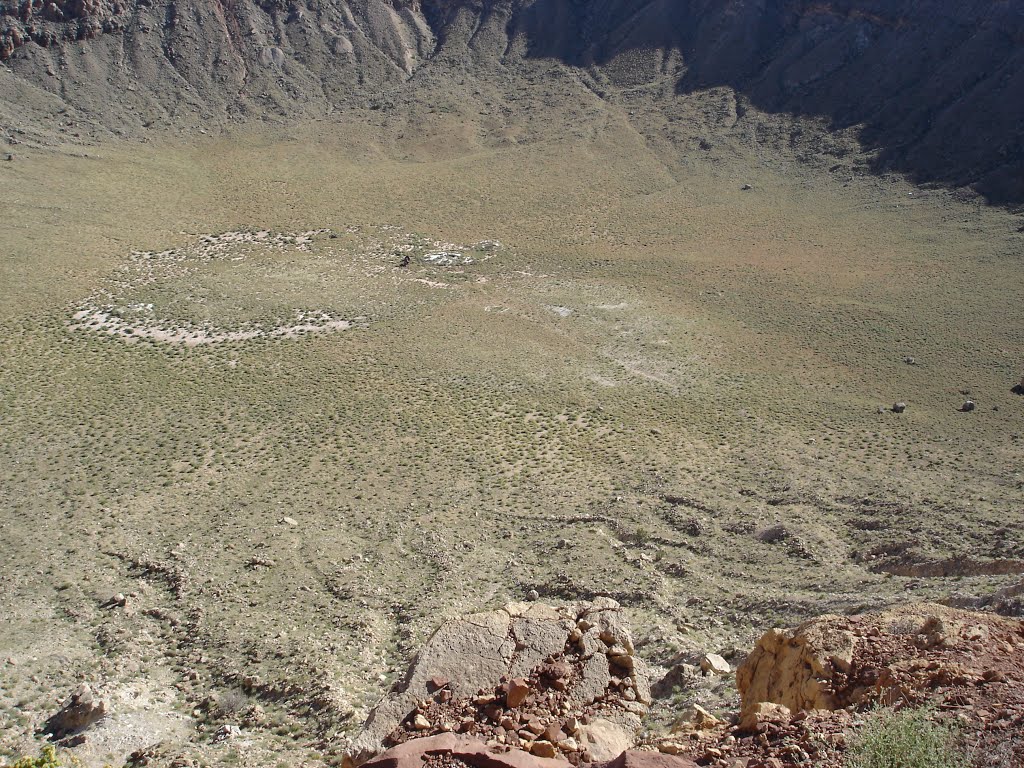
[43,684,108,739]
[736,618,854,728]
[530,741,557,759]
[669,704,721,733]
[699,653,731,676]
[577,717,634,761]
[736,603,1024,731]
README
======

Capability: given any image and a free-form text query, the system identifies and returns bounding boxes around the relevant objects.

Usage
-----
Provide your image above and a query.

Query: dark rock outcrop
[2,0,1022,203]
[41,684,108,740]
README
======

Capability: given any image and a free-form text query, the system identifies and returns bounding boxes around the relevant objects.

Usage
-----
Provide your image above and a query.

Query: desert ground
[1,104,1022,766]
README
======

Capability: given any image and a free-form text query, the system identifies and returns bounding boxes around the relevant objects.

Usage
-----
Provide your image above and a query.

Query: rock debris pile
[654,604,1024,767]
[347,599,650,766]
[349,602,1023,768]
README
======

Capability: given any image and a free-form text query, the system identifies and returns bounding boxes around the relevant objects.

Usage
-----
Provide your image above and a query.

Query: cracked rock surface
[348,599,649,766]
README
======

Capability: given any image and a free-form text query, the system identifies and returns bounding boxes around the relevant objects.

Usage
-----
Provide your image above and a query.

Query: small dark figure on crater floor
[903,356,916,365]
[398,253,411,268]
[892,401,907,413]
[741,183,753,190]
[961,400,976,412]
[1013,379,1024,396]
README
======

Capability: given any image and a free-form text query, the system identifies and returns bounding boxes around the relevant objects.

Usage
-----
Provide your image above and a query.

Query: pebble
[542,723,565,742]
[525,719,546,735]
[531,740,557,758]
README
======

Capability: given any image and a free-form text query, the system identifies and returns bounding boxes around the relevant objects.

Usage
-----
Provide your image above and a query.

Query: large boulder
[42,684,108,739]
[736,603,1024,731]
[736,615,855,724]
[576,718,634,761]
[347,599,649,766]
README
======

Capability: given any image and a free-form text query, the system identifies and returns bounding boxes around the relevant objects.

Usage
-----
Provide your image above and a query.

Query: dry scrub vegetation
[0,110,1022,766]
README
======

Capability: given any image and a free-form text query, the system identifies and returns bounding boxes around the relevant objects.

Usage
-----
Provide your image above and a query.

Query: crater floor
[1,114,1022,766]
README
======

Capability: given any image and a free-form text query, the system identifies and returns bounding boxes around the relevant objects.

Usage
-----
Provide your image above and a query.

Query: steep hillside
[1,0,1023,202]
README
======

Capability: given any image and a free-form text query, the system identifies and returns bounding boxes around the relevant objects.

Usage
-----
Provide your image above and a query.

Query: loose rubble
[347,599,649,767]
[648,603,1024,767]
[360,734,700,768]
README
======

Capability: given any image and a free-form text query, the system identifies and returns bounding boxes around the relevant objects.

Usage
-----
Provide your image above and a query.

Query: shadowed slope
[1,0,1022,200]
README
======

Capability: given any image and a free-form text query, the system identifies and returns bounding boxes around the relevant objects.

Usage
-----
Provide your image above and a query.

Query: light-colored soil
[0,107,1021,767]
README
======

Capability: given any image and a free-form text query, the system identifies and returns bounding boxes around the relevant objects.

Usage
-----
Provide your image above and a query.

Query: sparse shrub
[216,688,251,717]
[848,706,966,768]
[12,746,65,768]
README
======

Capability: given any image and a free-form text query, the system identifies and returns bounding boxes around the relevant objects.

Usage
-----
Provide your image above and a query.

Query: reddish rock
[525,719,546,735]
[544,661,572,680]
[428,676,450,693]
[350,600,647,766]
[507,678,531,708]
[981,669,1006,683]
[362,734,572,768]
[542,724,566,743]
[604,750,699,768]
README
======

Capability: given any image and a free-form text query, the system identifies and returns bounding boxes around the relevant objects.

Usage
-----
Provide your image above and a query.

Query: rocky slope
[1,0,1023,202]
[26,598,1024,767]
[350,602,1024,768]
